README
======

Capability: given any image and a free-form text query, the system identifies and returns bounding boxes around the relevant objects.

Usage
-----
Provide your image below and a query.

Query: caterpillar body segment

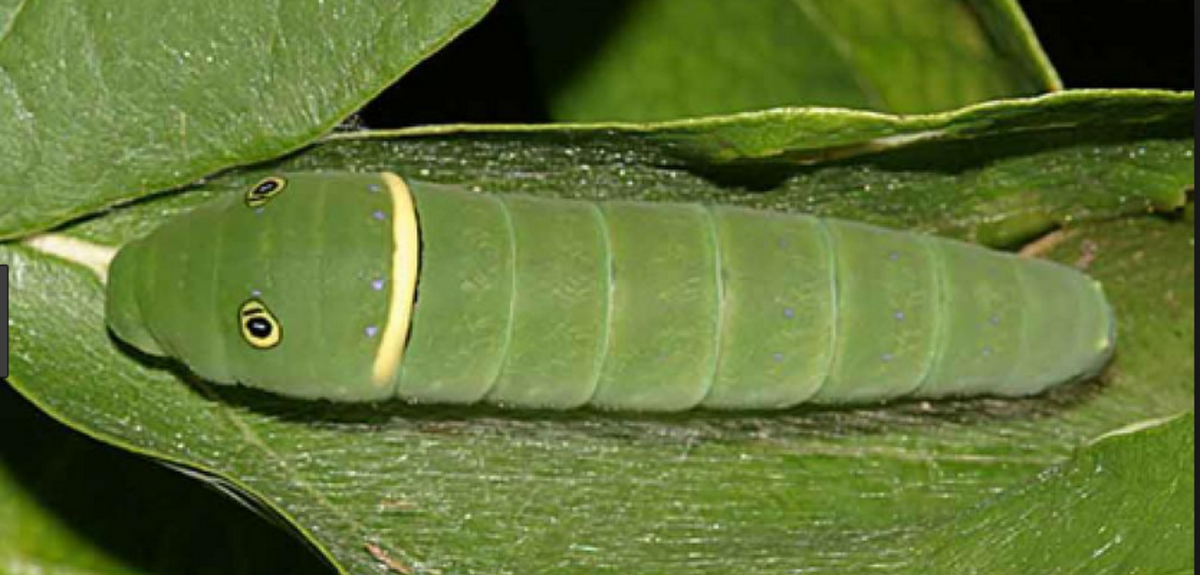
[486,193,610,409]
[105,172,1116,410]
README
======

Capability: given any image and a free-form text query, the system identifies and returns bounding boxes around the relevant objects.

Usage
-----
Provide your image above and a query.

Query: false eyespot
[238,298,282,350]
[245,176,287,209]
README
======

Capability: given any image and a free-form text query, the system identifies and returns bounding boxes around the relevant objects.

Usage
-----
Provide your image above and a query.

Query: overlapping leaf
[0,385,331,575]
[0,0,1063,241]
[516,0,1060,120]
[0,0,496,239]
[912,414,1194,575]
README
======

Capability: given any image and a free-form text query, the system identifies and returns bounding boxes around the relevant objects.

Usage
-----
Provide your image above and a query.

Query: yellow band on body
[372,172,420,387]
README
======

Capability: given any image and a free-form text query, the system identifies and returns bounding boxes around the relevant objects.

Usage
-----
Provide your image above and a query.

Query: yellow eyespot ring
[238,299,282,350]
[245,176,287,209]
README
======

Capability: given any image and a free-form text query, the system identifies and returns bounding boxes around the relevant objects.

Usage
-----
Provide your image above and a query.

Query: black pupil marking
[246,318,273,339]
[254,181,279,195]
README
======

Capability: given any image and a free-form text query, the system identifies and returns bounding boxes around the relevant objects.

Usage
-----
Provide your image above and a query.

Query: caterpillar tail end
[1079,278,1119,383]
[1005,269,1119,398]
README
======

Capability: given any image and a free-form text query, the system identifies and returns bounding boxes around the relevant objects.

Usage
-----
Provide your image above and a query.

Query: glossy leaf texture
[0,0,1061,241]
[912,413,1194,574]
[514,0,1060,121]
[5,90,1193,574]
[0,0,497,239]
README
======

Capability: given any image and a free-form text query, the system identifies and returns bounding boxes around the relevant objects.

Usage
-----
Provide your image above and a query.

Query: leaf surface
[913,414,1194,575]
[4,90,1194,574]
[0,0,496,239]
[515,0,1060,121]
[0,386,331,575]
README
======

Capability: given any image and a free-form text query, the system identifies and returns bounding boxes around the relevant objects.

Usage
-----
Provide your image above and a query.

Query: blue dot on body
[982,346,994,357]
[365,326,380,338]
[881,353,895,363]
[888,252,901,262]
[772,353,785,363]
[372,279,386,291]
[373,210,386,221]
[990,315,1002,326]
[251,289,262,297]
[368,184,382,193]
[783,307,796,319]
[894,310,906,321]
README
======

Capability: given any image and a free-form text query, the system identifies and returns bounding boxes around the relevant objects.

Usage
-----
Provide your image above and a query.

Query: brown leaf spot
[366,543,413,575]
[1020,230,1075,259]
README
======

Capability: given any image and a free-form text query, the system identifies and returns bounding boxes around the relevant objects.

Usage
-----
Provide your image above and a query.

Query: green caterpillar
[105,171,1116,411]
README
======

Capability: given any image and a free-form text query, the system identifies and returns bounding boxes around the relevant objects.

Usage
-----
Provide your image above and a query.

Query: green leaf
[0,386,331,575]
[516,0,1060,122]
[0,0,496,240]
[913,413,1194,574]
[4,90,1193,574]
[70,90,1191,251]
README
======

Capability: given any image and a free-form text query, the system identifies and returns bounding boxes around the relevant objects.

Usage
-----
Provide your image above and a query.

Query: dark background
[361,0,1195,128]
[1021,0,1193,90]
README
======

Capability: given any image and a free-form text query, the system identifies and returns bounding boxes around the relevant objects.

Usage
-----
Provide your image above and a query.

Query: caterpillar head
[105,172,418,401]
